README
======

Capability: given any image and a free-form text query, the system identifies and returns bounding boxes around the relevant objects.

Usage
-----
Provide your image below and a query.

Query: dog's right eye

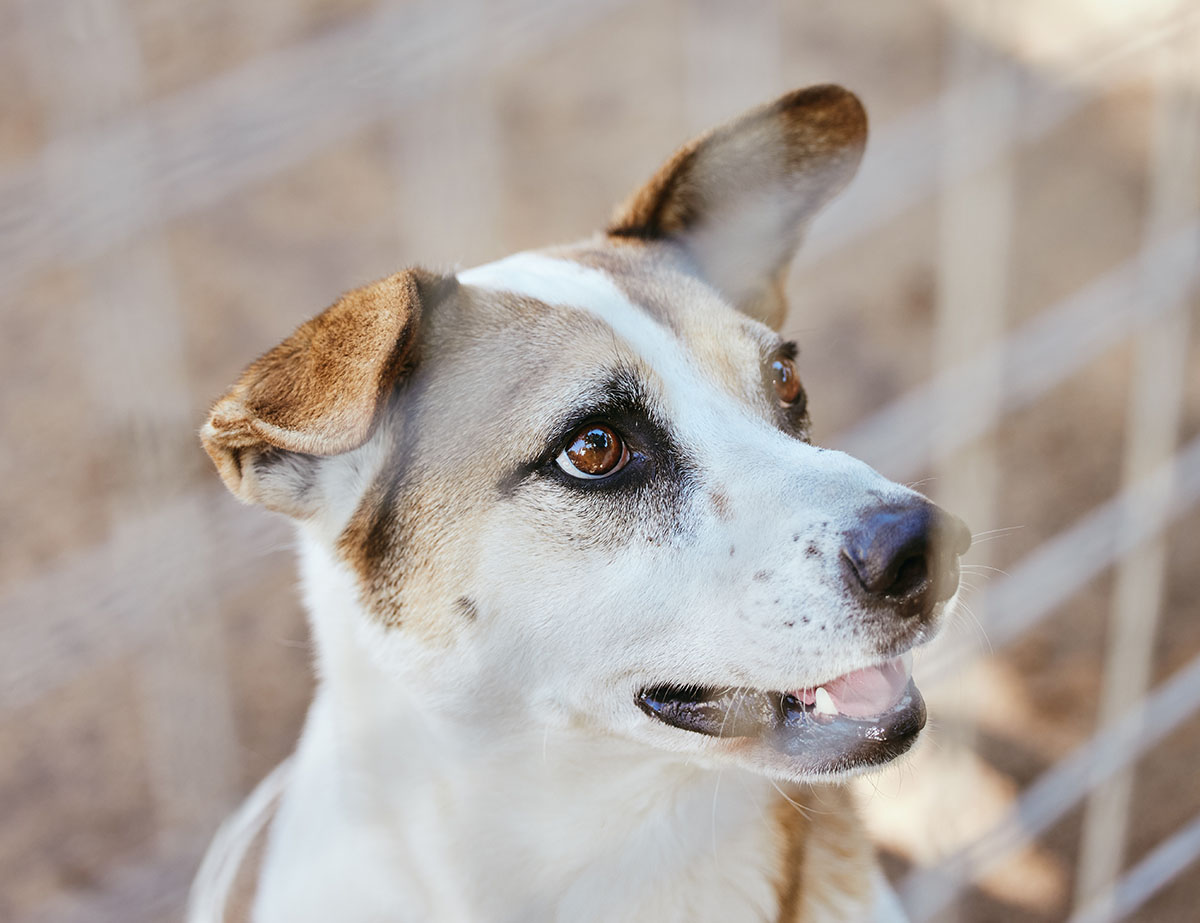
[556,424,630,479]
[770,356,803,407]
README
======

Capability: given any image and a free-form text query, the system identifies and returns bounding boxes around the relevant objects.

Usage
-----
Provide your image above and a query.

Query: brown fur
[556,240,780,390]
[789,786,874,922]
[768,785,875,923]
[332,287,664,639]
[606,84,866,328]
[200,270,453,513]
[773,787,812,922]
[323,264,809,640]
[607,85,866,240]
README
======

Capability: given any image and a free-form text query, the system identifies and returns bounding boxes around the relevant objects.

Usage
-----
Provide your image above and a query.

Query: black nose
[842,502,971,617]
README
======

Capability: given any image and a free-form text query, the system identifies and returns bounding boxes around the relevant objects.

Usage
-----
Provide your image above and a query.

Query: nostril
[887,553,928,599]
[843,507,932,596]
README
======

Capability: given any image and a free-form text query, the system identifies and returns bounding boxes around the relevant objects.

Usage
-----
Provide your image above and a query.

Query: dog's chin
[635,653,926,780]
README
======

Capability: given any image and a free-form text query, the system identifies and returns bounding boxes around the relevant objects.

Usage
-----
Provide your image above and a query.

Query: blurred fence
[1,1,1197,921]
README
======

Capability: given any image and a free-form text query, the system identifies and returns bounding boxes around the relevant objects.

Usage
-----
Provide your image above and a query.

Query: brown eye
[770,356,803,406]
[556,424,629,479]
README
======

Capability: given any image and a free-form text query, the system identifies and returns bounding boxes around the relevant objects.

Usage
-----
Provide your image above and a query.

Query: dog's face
[202,86,969,783]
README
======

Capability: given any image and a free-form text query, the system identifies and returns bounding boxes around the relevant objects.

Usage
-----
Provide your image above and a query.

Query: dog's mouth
[635,654,924,776]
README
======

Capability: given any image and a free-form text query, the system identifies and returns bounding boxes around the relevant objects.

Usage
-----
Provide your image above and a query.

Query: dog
[190,85,970,922]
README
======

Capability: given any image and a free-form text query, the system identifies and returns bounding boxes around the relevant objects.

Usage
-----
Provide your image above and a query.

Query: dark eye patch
[497,368,688,498]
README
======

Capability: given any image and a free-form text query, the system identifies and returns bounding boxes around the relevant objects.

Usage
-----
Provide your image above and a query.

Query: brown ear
[608,85,867,328]
[201,269,453,515]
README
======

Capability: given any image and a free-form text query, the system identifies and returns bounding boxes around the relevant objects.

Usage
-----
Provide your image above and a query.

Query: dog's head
[202,86,969,782]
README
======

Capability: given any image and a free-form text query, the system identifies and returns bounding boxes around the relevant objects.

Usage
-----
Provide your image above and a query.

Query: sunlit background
[1,1,1198,920]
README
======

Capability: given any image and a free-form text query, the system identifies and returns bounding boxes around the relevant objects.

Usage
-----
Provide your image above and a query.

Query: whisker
[716,685,750,739]
[739,769,770,821]
[710,765,725,865]
[770,779,814,821]
[970,525,1023,540]
[967,525,1024,550]
[953,599,993,656]
[961,563,1010,577]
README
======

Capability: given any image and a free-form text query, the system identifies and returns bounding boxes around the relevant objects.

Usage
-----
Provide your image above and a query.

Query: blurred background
[1,0,1198,920]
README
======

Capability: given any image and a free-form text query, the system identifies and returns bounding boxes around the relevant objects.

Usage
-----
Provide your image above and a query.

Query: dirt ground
[1,1,1197,921]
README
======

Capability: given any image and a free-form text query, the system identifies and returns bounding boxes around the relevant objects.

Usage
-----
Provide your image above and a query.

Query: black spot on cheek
[753,570,773,582]
[801,615,810,625]
[454,597,479,621]
[805,542,819,558]
[729,545,736,557]
[783,620,795,628]
[792,533,800,543]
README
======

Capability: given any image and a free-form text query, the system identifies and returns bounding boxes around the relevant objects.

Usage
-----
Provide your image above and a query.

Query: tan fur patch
[334,287,658,639]
[772,785,873,922]
[559,240,692,335]
[554,242,778,406]
[604,85,866,328]
[607,85,866,240]
[772,785,812,923]
[200,270,453,510]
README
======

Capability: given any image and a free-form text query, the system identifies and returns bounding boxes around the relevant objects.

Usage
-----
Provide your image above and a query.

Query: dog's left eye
[556,424,630,479]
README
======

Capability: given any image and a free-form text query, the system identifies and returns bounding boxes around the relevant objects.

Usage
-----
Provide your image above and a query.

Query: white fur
[460,254,919,697]
[191,251,928,922]
[246,534,804,923]
[462,253,775,442]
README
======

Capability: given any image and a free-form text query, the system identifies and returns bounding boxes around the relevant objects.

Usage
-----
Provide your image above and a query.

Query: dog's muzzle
[635,499,970,776]
[637,654,926,775]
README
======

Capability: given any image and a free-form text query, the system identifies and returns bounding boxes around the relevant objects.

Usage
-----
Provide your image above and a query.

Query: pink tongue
[819,657,910,718]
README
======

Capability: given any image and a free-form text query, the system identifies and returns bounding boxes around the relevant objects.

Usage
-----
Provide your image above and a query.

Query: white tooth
[813,686,837,717]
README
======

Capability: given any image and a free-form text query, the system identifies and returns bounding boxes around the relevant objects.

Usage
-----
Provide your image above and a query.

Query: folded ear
[201,269,454,517]
[607,85,866,329]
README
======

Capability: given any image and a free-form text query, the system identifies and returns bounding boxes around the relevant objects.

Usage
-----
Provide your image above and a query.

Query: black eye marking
[497,369,688,497]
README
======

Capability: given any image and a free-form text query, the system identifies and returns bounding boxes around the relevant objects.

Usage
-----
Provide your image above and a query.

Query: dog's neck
[256,530,874,922]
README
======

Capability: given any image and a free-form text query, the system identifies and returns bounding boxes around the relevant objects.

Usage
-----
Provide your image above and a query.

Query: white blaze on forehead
[460,252,687,380]
[455,252,899,517]
[458,252,752,437]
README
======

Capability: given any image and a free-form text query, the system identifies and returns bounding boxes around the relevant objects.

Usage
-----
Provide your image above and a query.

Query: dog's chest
[250,708,874,923]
